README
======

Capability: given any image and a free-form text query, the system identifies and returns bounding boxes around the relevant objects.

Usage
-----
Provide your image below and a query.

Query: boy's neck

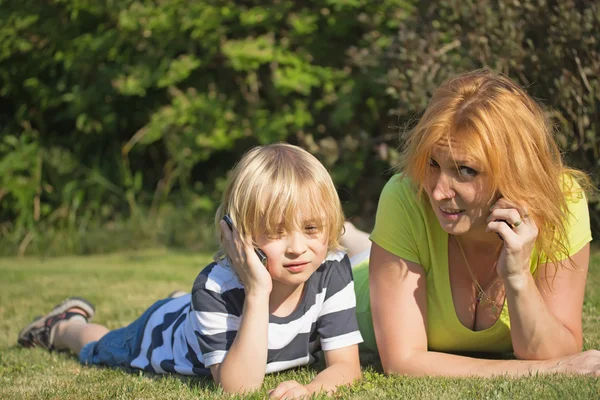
[269,282,306,317]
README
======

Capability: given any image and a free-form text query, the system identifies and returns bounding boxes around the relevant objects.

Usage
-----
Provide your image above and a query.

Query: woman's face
[424,140,496,237]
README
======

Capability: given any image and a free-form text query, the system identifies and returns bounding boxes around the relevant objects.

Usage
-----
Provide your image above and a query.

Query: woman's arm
[504,244,589,359]
[369,243,600,377]
[487,198,590,359]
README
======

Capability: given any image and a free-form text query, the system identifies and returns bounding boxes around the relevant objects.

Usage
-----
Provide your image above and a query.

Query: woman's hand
[220,220,272,296]
[548,350,600,376]
[486,198,539,286]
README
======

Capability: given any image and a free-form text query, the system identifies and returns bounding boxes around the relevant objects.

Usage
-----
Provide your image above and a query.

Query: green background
[1,0,598,256]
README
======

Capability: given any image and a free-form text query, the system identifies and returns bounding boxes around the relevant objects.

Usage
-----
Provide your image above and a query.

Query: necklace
[452,235,503,314]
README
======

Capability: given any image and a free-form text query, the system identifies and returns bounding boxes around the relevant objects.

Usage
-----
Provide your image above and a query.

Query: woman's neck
[453,229,504,255]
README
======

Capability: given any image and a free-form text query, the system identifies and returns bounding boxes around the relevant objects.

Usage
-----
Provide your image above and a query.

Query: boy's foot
[18,297,95,351]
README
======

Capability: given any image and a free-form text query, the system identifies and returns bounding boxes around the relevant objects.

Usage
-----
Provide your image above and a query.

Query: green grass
[1,248,599,399]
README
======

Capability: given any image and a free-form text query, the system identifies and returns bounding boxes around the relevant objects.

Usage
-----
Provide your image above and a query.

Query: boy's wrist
[304,382,324,395]
[243,291,270,304]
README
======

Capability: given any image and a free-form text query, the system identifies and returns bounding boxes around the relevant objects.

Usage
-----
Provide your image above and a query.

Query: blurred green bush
[0,0,598,255]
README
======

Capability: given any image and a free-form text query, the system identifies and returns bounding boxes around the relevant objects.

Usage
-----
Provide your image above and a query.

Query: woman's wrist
[502,268,534,293]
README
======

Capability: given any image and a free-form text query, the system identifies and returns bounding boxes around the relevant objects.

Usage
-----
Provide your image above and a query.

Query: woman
[347,69,600,376]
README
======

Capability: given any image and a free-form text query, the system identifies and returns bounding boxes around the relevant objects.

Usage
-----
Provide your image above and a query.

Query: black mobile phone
[494,219,509,241]
[222,214,268,266]
[492,194,511,240]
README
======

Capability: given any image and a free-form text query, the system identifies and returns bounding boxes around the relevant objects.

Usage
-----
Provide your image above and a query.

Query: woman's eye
[428,158,439,168]
[458,166,478,177]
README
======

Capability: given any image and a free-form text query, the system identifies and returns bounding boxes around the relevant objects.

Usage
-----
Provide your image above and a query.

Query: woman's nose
[431,172,455,201]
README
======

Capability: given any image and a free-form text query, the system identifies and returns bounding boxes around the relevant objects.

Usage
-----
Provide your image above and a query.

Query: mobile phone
[494,219,510,240]
[492,194,511,240]
[222,214,268,266]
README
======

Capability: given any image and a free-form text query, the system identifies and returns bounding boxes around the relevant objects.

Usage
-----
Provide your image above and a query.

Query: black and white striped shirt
[130,252,363,376]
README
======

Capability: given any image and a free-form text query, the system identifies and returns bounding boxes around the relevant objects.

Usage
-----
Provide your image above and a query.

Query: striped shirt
[129,252,363,376]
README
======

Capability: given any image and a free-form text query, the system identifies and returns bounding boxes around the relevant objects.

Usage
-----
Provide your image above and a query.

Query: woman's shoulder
[383,173,416,192]
[560,172,589,204]
[372,174,441,267]
[380,174,423,208]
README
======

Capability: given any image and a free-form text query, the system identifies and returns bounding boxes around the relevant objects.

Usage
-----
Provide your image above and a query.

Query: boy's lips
[284,261,309,273]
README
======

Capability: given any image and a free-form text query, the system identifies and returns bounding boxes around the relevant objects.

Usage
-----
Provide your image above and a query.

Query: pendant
[476,292,499,313]
[481,297,498,313]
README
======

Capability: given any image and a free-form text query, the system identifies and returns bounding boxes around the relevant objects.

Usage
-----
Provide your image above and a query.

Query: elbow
[381,351,426,377]
[383,362,421,377]
[348,364,363,382]
[337,362,363,386]
[213,363,265,394]
[216,373,263,394]
[219,381,262,395]
[384,363,425,377]
[383,364,406,376]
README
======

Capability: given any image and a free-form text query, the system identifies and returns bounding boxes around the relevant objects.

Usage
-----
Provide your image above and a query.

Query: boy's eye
[458,165,478,177]
[305,225,319,234]
[266,228,285,239]
[428,158,439,168]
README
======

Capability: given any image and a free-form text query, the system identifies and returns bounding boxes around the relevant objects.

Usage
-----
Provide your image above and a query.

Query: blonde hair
[214,143,345,260]
[399,69,591,266]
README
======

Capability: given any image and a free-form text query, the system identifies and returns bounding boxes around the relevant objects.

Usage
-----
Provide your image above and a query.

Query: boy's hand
[220,220,272,295]
[269,380,310,399]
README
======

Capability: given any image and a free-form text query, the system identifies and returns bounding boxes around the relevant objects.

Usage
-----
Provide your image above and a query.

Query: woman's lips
[439,207,465,220]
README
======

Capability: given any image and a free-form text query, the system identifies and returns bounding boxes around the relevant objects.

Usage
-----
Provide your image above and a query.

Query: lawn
[1,248,599,399]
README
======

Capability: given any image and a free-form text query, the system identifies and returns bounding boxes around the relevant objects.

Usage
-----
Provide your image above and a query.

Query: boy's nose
[286,231,308,255]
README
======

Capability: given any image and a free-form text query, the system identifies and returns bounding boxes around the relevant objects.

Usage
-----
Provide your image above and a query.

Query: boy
[18,143,363,398]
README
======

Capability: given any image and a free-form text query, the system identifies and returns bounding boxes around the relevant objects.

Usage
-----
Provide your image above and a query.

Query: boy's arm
[309,344,362,393]
[271,257,363,398]
[208,219,273,393]
[209,292,270,393]
[269,345,361,399]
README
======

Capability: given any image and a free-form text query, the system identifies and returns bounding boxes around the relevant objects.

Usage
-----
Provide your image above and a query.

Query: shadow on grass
[139,371,218,393]
[45,350,221,393]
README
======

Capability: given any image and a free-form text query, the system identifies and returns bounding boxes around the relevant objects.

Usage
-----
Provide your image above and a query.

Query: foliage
[0,0,598,255]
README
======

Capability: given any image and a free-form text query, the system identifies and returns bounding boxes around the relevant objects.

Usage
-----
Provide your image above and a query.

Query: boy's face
[255,219,329,288]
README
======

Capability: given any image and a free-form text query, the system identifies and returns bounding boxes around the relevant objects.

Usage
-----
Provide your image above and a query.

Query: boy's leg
[18,297,104,355]
[53,318,109,355]
[340,221,371,259]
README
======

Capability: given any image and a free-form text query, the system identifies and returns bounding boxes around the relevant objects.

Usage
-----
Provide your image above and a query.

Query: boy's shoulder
[190,260,245,315]
[309,251,353,293]
[319,250,350,271]
[319,250,351,272]
[192,260,243,295]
